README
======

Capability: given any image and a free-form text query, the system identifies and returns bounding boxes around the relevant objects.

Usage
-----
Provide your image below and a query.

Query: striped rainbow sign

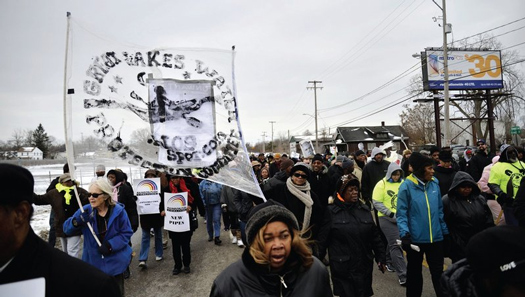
[168,194,187,206]
[137,180,158,191]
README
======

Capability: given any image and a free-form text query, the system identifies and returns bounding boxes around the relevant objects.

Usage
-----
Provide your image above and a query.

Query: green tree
[31,124,51,158]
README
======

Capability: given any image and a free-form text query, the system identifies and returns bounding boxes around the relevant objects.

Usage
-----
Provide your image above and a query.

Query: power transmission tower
[307,81,323,152]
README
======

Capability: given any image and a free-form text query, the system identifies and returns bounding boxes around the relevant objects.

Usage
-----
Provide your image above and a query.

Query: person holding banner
[64,178,133,296]
[163,175,196,275]
[0,164,121,297]
[137,170,164,269]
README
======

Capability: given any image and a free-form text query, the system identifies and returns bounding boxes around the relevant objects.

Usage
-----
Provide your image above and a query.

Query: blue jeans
[206,204,222,239]
[239,220,247,244]
[139,227,163,261]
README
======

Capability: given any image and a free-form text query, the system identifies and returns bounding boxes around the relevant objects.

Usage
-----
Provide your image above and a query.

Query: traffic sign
[510,126,521,135]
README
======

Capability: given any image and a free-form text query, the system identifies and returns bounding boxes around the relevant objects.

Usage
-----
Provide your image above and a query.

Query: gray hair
[90,178,116,206]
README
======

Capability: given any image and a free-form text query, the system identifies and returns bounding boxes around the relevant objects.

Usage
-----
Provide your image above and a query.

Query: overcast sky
[1,0,524,147]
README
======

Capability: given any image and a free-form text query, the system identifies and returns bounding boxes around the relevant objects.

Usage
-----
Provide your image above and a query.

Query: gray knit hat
[245,200,299,246]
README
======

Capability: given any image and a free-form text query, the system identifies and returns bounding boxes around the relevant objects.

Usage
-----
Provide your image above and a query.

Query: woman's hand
[160,210,166,217]
[186,206,192,213]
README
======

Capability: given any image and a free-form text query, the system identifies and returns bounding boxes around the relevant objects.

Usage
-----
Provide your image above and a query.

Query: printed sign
[422,50,503,90]
[164,192,190,232]
[133,178,161,215]
[299,139,315,158]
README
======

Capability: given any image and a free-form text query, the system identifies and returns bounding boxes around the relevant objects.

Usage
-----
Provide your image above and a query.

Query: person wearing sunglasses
[267,163,324,255]
[64,178,133,296]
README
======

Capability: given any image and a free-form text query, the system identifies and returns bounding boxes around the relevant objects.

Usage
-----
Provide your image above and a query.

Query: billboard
[421,49,503,90]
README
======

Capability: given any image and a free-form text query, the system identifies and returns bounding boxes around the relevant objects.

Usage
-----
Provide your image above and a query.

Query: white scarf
[286,178,313,233]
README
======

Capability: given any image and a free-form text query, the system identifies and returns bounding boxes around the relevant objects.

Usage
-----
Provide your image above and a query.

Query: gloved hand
[497,192,510,206]
[401,234,412,252]
[389,212,395,218]
[377,262,386,274]
[98,242,112,256]
[74,209,92,226]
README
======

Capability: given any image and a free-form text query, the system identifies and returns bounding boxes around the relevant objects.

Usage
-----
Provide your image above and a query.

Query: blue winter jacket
[396,174,449,243]
[63,203,133,276]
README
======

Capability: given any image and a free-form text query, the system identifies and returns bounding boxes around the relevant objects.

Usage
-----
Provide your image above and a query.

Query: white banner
[164,192,190,232]
[133,178,161,215]
[65,16,264,199]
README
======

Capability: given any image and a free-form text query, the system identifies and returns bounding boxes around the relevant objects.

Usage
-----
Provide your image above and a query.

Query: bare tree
[10,129,27,150]
[399,102,436,145]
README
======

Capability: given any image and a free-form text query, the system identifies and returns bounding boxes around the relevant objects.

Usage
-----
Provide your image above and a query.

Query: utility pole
[307,81,323,152]
[442,0,451,147]
[261,132,267,153]
[269,121,276,153]
[433,0,451,147]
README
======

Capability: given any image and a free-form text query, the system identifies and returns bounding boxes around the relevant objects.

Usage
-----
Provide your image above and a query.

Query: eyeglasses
[293,173,308,179]
[88,192,105,198]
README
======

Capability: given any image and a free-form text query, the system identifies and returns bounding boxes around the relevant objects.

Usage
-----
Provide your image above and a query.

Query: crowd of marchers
[1,140,525,297]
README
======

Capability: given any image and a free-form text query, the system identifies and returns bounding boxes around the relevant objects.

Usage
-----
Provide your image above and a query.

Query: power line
[452,16,525,45]
[314,0,412,80]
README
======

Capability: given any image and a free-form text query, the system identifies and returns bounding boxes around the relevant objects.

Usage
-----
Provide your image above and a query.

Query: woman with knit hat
[210,200,332,296]
[318,175,386,297]
[397,152,449,297]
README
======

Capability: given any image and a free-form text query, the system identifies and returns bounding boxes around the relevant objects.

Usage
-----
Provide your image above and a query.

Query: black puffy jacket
[210,249,332,297]
[442,171,494,262]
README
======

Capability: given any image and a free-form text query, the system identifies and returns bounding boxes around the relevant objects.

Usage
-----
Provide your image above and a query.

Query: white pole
[442,0,450,147]
[62,12,101,246]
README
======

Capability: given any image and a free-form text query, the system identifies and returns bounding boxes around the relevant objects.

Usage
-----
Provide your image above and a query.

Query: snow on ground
[27,162,147,238]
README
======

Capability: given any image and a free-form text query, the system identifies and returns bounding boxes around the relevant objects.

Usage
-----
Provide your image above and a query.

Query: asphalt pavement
[124,216,446,297]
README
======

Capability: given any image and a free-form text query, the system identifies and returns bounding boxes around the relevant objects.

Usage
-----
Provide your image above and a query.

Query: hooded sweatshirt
[488,147,525,199]
[372,162,404,219]
[442,171,494,262]
[361,148,390,205]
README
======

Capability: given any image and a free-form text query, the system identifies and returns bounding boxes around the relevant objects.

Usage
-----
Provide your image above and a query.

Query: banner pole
[62,12,101,246]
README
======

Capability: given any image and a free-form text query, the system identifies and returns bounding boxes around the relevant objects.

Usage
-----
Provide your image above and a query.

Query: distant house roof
[18,147,41,152]
[335,125,408,143]
[289,135,316,143]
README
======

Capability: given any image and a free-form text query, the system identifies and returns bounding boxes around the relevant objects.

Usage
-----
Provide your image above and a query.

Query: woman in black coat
[210,200,332,297]
[266,164,325,248]
[107,169,139,232]
[442,171,494,263]
[318,175,386,297]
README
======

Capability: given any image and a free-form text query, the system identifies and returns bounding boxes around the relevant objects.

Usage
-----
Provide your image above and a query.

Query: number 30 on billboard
[466,53,502,78]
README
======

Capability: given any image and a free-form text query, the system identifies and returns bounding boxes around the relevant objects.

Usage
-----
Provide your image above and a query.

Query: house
[332,122,409,154]
[17,147,44,160]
